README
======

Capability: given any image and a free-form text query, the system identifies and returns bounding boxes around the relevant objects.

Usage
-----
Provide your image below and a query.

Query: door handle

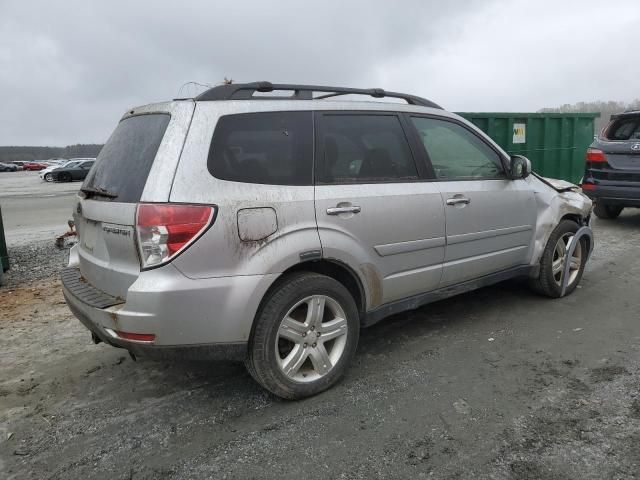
[326,206,361,215]
[446,197,471,206]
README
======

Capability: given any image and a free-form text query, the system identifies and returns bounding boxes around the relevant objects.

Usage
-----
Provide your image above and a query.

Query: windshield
[82,114,170,202]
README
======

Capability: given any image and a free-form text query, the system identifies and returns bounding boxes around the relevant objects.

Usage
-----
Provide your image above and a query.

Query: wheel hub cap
[552,232,583,287]
[276,295,348,383]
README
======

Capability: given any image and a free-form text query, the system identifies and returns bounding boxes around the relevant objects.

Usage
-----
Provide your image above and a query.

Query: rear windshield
[605,117,640,141]
[83,114,170,202]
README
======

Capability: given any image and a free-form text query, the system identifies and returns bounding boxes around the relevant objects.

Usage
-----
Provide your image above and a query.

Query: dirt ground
[1,212,639,479]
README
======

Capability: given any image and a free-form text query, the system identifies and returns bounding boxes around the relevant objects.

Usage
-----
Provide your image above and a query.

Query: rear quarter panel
[169,102,321,279]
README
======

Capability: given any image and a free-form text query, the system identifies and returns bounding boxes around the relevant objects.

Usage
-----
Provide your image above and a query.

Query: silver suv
[62,82,594,399]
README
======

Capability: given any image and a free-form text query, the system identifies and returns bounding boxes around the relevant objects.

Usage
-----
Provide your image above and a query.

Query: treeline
[0,144,103,163]
[539,99,640,134]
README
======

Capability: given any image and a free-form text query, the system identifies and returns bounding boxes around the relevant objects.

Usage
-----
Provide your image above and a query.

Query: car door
[78,160,95,179]
[408,115,536,286]
[314,112,446,308]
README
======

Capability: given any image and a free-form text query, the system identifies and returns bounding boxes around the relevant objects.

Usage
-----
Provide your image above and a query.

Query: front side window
[208,111,313,185]
[411,117,505,180]
[317,114,418,184]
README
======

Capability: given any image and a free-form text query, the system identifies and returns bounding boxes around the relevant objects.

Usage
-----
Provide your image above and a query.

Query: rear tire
[593,202,622,219]
[246,272,359,399]
[530,219,587,298]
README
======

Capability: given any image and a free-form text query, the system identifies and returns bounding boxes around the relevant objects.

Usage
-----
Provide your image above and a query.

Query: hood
[533,173,580,192]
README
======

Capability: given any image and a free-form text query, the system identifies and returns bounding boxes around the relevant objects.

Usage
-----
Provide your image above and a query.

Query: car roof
[611,110,640,120]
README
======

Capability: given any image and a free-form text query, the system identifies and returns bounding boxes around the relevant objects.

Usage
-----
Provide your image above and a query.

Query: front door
[408,116,536,286]
[314,112,446,308]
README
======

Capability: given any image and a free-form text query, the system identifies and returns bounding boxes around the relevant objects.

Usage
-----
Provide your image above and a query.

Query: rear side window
[605,117,640,140]
[317,114,418,184]
[411,117,505,180]
[84,114,170,202]
[208,111,313,185]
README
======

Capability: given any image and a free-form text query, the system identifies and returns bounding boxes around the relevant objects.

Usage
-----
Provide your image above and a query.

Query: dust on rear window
[83,114,170,202]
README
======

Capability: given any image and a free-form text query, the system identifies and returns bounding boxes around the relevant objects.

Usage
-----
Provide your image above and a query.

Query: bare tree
[539,99,640,134]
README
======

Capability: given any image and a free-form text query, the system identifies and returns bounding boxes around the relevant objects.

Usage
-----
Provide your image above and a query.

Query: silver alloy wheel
[552,232,583,287]
[275,295,348,383]
[45,173,53,182]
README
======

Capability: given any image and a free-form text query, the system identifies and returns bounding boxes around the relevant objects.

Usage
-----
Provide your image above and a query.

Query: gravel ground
[2,241,71,288]
[0,212,639,479]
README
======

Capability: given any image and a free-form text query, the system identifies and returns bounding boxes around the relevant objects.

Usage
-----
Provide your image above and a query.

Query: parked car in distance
[0,162,18,172]
[62,82,594,399]
[582,110,640,218]
[10,161,27,170]
[50,159,95,182]
[23,161,49,171]
[40,159,88,182]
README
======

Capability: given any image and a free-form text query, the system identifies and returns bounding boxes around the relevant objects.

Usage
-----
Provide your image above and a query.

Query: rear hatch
[74,101,194,298]
[600,141,640,171]
[600,114,640,171]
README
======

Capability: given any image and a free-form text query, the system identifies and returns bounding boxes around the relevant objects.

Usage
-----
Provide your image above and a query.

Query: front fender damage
[530,176,593,268]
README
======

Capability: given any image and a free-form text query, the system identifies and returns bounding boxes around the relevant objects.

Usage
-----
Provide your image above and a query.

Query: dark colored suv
[582,111,640,219]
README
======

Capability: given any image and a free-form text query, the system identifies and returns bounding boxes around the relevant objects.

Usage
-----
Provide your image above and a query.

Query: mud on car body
[62,82,594,399]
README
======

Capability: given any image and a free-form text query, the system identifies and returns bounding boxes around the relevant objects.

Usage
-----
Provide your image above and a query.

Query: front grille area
[61,267,124,309]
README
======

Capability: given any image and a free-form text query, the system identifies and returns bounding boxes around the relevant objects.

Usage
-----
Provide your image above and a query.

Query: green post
[0,204,9,273]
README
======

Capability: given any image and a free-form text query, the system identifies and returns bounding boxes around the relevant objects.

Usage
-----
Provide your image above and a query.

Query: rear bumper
[583,183,640,207]
[64,296,247,361]
[62,263,279,359]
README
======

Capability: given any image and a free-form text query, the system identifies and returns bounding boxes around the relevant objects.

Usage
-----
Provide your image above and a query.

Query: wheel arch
[282,259,366,317]
[559,213,592,255]
[249,259,367,342]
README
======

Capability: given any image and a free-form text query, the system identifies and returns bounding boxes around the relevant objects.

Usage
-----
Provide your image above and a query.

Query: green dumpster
[457,112,600,184]
[0,205,8,274]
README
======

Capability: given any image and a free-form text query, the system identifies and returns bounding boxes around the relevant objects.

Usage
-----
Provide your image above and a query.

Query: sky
[1,0,639,146]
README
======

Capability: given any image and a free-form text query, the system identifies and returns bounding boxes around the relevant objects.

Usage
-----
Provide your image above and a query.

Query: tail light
[586,148,606,163]
[136,203,216,269]
[581,183,596,191]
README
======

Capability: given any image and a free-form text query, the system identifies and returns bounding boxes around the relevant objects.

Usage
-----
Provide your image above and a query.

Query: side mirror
[509,155,531,179]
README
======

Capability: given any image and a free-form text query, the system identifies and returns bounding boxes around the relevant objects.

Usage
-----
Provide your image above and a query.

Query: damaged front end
[530,174,594,292]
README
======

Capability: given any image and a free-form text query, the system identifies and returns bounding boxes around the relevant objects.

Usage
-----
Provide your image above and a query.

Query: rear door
[408,115,536,286]
[314,112,446,307]
[74,102,194,298]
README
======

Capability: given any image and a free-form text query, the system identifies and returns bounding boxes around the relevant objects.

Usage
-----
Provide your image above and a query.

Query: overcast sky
[1,0,638,146]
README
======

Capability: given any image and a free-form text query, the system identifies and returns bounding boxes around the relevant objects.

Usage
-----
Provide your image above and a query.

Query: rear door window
[316,114,419,184]
[208,111,313,185]
[83,114,170,202]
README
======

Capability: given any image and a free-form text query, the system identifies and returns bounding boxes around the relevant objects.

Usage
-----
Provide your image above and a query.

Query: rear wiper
[80,186,118,199]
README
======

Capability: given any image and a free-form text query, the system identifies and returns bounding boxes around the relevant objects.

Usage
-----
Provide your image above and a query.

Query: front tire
[593,202,622,219]
[246,272,360,399]
[44,173,53,182]
[530,219,587,298]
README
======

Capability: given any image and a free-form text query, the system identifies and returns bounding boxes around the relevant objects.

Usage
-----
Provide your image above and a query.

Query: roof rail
[195,82,442,109]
